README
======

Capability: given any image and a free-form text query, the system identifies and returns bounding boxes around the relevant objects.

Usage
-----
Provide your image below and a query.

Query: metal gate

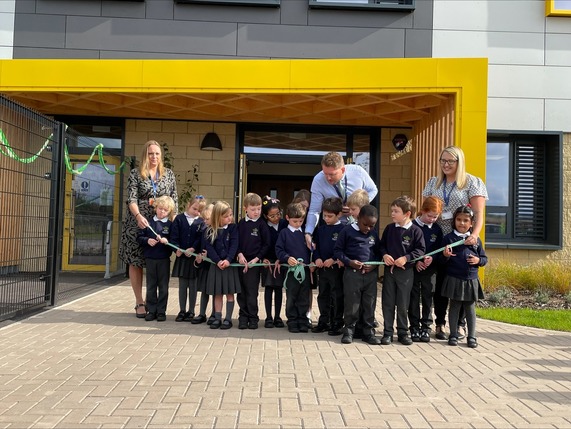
[0,95,64,320]
[0,95,125,321]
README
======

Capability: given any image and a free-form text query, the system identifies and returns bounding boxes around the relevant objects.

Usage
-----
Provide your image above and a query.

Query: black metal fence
[0,95,124,321]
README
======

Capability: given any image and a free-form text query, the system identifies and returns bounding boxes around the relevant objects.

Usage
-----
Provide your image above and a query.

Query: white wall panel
[487,97,544,131]
[546,33,571,66]
[0,8,14,60]
[488,65,546,98]
[433,0,544,33]
[545,99,571,132]
[546,17,571,34]
[433,30,544,65]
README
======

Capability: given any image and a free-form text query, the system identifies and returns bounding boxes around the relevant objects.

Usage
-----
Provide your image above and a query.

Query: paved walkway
[0,280,570,429]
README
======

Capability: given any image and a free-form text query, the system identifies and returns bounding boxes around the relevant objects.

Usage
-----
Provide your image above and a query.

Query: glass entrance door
[62,156,121,272]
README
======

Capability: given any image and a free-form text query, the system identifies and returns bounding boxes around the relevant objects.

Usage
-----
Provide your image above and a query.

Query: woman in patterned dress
[422,146,488,339]
[119,140,178,318]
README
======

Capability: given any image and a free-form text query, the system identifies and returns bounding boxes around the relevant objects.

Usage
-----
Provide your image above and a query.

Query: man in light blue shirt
[304,152,378,249]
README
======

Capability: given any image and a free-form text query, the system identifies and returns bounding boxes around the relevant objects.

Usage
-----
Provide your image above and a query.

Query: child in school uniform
[346,189,370,224]
[409,196,443,342]
[379,196,426,345]
[291,189,315,328]
[261,196,288,328]
[171,195,207,322]
[312,197,345,335]
[203,201,241,329]
[334,204,381,345]
[275,202,312,333]
[236,193,271,330]
[137,195,175,322]
[191,203,216,325]
[441,205,487,348]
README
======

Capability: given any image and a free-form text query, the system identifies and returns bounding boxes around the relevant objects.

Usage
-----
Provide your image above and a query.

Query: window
[308,0,414,11]
[175,0,279,5]
[486,133,562,249]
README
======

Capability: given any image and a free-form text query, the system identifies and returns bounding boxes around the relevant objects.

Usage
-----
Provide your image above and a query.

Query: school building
[0,0,570,288]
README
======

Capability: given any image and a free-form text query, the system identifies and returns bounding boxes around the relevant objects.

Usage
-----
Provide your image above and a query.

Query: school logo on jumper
[368,236,376,246]
[430,233,438,243]
[402,235,412,247]
[251,228,259,237]
[332,233,339,241]
[161,226,169,235]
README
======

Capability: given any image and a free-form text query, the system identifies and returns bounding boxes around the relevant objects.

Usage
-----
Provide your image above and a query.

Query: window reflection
[486,142,509,206]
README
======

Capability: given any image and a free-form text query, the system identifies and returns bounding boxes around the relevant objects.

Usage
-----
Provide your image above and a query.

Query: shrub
[483,260,571,295]
[533,288,551,305]
[486,286,513,304]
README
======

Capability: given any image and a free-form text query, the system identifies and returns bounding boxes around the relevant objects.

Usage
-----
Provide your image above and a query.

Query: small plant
[565,290,571,304]
[161,142,199,213]
[533,288,551,305]
[486,286,512,304]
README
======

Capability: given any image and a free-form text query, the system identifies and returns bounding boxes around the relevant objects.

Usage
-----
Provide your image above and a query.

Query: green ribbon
[0,127,127,175]
[145,223,466,270]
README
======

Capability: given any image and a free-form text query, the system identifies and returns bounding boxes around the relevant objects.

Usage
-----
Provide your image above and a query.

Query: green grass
[476,307,571,332]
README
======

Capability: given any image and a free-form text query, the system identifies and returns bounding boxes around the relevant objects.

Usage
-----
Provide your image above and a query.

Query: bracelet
[135,213,141,219]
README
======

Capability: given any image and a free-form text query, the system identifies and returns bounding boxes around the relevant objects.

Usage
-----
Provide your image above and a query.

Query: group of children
[136,188,487,349]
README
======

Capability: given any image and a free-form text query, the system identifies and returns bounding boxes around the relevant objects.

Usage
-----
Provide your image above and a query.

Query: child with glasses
[261,196,288,328]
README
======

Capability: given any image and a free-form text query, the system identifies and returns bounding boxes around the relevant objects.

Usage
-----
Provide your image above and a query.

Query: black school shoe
[411,329,421,342]
[210,319,222,329]
[341,333,353,344]
[420,330,431,343]
[175,311,186,322]
[156,313,166,322]
[264,319,274,328]
[191,314,207,324]
[448,336,458,346]
[435,325,447,340]
[249,322,258,330]
[381,335,393,345]
[362,335,381,345]
[398,335,413,346]
[274,318,285,328]
[299,324,309,333]
[288,325,300,333]
[183,312,194,322]
[328,324,343,336]
[207,315,216,325]
[145,312,157,321]
[467,337,478,348]
[311,323,329,333]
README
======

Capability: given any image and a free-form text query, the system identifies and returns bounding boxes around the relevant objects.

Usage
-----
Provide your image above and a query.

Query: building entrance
[237,125,379,217]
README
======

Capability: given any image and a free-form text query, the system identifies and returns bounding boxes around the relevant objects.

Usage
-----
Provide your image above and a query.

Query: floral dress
[119,168,178,267]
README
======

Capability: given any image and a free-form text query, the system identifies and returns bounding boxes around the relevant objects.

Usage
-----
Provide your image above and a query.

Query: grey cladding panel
[237,24,405,58]
[66,16,238,56]
[102,1,146,19]
[308,8,413,28]
[13,47,100,59]
[280,0,309,26]
[404,29,432,58]
[14,14,66,49]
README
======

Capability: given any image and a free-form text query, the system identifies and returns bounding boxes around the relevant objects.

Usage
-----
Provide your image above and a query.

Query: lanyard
[149,171,159,199]
[442,181,456,206]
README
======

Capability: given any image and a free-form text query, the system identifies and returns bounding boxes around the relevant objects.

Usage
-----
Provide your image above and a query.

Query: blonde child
[204,201,241,329]
[191,203,216,324]
[171,195,207,322]
[346,189,370,224]
[136,195,175,322]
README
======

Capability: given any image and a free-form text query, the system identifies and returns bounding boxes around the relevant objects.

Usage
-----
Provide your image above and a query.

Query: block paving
[0,281,570,428]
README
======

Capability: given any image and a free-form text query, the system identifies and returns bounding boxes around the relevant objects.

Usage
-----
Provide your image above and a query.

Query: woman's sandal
[134,303,146,318]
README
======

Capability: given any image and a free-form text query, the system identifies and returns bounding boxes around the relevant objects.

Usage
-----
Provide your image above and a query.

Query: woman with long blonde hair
[119,140,178,318]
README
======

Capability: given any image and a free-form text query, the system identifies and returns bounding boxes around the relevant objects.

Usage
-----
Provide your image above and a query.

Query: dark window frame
[308,0,414,12]
[486,132,562,250]
[175,0,280,6]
